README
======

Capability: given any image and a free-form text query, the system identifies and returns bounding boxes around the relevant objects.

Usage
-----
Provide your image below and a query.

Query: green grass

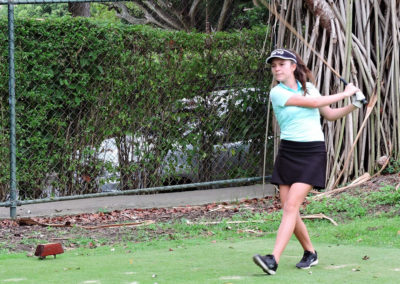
[1,216,400,283]
[2,182,400,283]
[1,235,400,283]
[306,216,400,247]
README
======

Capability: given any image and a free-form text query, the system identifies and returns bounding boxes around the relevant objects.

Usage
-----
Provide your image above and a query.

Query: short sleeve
[270,86,292,107]
[306,82,321,97]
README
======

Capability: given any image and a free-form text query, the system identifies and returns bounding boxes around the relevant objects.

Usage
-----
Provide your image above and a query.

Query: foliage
[304,194,367,219]
[227,4,269,30]
[304,184,400,219]
[382,159,400,175]
[90,3,121,23]
[0,4,69,19]
[0,3,116,22]
[0,18,271,200]
[365,185,400,206]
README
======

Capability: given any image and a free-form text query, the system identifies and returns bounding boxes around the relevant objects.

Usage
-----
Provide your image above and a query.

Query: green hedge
[0,18,272,200]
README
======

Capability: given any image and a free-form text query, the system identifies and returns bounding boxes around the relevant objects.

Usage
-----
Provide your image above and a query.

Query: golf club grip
[340,77,367,104]
[340,77,348,86]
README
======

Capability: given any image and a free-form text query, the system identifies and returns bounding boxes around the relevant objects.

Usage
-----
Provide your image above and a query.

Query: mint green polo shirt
[270,81,325,142]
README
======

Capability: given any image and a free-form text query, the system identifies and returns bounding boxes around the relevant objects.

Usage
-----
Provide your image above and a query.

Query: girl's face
[270,58,296,83]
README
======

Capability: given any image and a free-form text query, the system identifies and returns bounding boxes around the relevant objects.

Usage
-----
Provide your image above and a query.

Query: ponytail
[291,51,315,96]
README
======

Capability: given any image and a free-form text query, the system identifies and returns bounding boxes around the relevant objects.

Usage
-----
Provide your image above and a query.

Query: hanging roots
[304,0,336,32]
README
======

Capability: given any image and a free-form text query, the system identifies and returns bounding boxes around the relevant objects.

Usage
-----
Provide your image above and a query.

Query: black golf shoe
[253,254,278,275]
[296,250,318,269]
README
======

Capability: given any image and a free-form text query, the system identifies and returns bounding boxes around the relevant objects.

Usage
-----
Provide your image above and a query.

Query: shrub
[0,18,272,200]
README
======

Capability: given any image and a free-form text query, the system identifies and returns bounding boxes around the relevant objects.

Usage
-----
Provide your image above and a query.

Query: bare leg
[279,185,315,253]
[272,183,312,263]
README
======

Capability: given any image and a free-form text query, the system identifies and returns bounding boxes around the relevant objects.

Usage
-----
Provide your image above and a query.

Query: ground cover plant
[1,173,400,283]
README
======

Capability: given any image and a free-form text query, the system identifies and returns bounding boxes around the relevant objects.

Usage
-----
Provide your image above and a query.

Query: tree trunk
[68,3,91,17]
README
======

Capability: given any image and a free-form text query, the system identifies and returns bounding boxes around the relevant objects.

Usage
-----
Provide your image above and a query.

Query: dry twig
[81,220,155,230]
[301,213,338,226]
[186,220,268,226]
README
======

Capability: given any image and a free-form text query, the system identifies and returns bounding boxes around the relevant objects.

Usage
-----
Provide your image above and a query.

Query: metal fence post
[8,3,17,219]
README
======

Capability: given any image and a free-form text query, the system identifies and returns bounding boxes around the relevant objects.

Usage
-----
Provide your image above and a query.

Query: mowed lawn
[1,237,400,284]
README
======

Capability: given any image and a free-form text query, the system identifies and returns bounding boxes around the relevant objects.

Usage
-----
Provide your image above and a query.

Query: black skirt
[271,139,327,190]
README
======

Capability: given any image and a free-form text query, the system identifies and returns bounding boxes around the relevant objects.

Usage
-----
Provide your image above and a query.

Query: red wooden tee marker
[34,243,64,259]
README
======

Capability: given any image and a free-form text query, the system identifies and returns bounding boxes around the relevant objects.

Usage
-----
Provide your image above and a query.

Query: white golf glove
[351,91,366,108]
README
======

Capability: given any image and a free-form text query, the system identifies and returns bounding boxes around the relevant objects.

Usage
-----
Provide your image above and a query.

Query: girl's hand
[343,83,360,97]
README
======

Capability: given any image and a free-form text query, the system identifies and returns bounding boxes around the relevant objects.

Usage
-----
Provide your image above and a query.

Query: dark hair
[291,50,315,96]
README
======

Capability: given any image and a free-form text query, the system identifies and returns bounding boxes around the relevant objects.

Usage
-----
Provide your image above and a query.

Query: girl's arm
[284,83,359,108]
[318,104,357,121]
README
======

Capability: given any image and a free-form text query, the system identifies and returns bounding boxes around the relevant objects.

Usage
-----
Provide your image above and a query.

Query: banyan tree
[258,0,400,189]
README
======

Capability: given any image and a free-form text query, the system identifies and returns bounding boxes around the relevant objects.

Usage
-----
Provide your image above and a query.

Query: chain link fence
[0,1,273,206]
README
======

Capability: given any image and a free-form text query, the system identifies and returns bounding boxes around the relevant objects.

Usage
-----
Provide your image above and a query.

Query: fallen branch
[50,238,70,241]
[17,218,71,227]
[186,220,269,226]
[301,213,338,226]
[312,172,371,201]
[80,220,155,230]
[237,229,264,235]
[207,205,236,212]
[331,92,378,190]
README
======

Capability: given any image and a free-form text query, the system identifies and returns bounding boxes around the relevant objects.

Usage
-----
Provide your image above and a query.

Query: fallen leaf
[362,255,370,260]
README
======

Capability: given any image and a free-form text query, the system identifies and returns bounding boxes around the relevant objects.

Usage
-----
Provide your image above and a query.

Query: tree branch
[157,0,191,31]
[189,0,202,27]
[107,2,171,30]
[144,0,184,30]
[217,0,234,31]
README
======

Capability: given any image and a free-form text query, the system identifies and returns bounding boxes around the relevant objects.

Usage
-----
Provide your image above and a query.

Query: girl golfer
[253,48,361,275]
